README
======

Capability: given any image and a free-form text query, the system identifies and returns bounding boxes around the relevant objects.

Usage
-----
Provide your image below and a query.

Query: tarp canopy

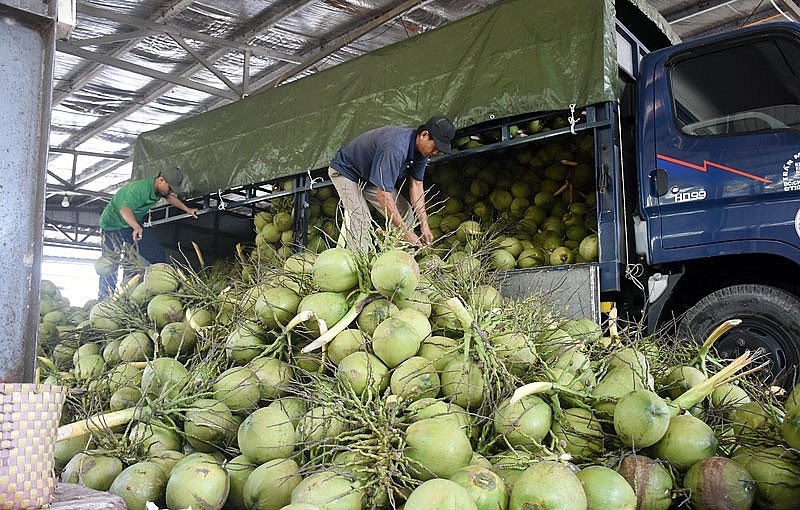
[132,0,674,196]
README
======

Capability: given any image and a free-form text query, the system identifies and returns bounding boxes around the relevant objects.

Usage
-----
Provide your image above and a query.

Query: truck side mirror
[651,168,668,197]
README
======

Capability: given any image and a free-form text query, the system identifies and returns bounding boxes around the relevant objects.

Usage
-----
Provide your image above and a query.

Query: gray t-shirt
[330,126,427,192]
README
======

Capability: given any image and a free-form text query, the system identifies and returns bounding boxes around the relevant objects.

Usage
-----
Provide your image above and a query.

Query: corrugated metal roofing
[44,0,800,249]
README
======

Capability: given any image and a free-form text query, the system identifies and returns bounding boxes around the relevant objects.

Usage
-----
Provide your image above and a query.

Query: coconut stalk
[669,349,758,414]
[690,318,742,374]
[57,406,149,442]
[300,293,375,353]
[509,381,589,405]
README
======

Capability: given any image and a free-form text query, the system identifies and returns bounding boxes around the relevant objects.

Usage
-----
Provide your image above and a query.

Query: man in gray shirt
[328,115,455,252]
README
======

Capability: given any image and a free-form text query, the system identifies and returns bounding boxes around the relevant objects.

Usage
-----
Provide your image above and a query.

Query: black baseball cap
[425,115,456,154]
[158,167,184,194]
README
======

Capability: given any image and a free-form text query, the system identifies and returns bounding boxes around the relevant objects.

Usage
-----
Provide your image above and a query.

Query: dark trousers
[98,227,167,299]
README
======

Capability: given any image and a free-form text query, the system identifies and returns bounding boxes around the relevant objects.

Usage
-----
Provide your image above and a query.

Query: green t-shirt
[99,177,162,231]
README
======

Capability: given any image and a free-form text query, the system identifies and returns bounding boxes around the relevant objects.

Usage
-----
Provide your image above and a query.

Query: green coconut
[550,407,604,460]
[370,248,420,301]
[242,457,301,510]
[146,294,184,329]
[417,335,459,371]
[490,332,536,375]
[710,384,751,408]
[390,356,440,402]
[405,398,472,433]
[405,417,474,480]
[143,262,180,293]
[247,356,293,400]
[237,407,296,464]
[592,365,651,417]
[89,300,120,331]
[212,366,261,414]
[147,449,184,478]
[296,405,348,443]
[449,464,509,510]
[660,365,706,400]
[225,321,269,364]
[166,453,229,510]
[441,359,486,409]
[312,247,359,292]
[117,331,154,362]
[510,460,588,510]
[254,286,300,329]
[683,456,755,510]
[183,398,237,452]
[61,450,123,491]
[493,394,552,447]
[108,461,168,510]
[613,390,671,448]
[405,478,478,510]
[159,321,197,356]
[224,455,256,510]
[782,407,800,450]
[371,315,425,368]
[296,291,350,335]
[355,298,399,336]
[327,328,368,365]
[736,446,800,509]
[336,351,390,396]
[290,471,363,510]
[576,465,636,510]
[128,420,182,454]
[649,414,718,471]
[615,455,674,510]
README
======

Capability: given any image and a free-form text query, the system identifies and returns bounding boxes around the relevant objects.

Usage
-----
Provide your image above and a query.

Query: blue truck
[133,1,800,384]
[616,21,800,383]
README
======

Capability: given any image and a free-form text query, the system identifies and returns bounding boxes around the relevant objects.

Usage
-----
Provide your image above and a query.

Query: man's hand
[185,207,199,219]
[403,231,422,247]
[419,222,434,246]
[131,224,143,241]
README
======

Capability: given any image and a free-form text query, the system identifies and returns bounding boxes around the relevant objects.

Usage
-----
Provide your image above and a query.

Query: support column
[0,1,55,382]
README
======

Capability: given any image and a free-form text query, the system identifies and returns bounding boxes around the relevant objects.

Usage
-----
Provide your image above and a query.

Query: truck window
[670,36,800,136]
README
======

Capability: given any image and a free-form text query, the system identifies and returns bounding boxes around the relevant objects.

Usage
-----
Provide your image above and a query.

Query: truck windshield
[670,35,800,136]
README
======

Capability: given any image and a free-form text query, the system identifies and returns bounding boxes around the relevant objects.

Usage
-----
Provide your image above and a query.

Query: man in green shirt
[98,167,198,297]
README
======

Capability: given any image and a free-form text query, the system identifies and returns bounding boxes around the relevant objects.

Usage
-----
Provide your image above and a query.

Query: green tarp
[132,0,673,196]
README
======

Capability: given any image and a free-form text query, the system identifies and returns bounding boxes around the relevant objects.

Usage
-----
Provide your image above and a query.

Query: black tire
[678,284,800,386]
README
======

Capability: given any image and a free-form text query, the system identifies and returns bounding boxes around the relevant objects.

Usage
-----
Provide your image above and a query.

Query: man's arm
[166,194,199,218]
[408,178,432,245]
[119,206,144,241]
[376,188,422,246]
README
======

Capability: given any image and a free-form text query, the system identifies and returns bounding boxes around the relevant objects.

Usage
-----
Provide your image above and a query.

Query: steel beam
[0,1,54,383]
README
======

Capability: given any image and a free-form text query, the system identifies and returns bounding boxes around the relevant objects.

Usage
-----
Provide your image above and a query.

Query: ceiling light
[61,195,70,208]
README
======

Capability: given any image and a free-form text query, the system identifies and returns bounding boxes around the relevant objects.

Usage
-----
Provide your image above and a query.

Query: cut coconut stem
[670,349,757,414]
[191,241,205,268]
[510,381,587,405]
[691,319,742,373]
[301,293,374,353]
[57,406,145,442]
[440,297,477,362]
[110,273,141,302]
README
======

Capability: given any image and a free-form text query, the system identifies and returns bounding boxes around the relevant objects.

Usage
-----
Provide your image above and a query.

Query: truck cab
[630,22,800,383]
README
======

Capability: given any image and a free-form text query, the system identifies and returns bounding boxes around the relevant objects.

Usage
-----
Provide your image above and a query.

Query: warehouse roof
[44,0,800,249]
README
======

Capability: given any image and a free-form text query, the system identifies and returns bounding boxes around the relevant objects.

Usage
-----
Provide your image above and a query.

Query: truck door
[644,26,800,265]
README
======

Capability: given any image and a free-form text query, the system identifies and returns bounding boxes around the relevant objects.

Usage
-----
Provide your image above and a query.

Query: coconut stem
[691,319,741,374]
[191,241,205,268]
[509,381,586,405]
[301,293,374,353]
[57,406,144,442]
[670,349,756,414]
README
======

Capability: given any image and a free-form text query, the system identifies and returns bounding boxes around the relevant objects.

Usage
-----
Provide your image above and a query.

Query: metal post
[0,1,56,382]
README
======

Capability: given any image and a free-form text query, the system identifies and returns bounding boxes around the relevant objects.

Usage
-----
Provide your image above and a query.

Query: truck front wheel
[678,284,800,386]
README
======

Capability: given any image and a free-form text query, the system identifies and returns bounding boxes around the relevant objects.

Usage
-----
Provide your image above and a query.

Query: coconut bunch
[251,180,341,269]
[425,130,598,271]
[39,233,800,510]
